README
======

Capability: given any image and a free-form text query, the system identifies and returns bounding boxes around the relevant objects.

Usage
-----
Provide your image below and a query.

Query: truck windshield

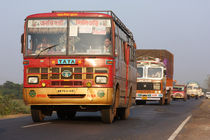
[147,68,162,78]
[68,18,112,55]
[137,67,143,78]
[193,86,199,89]
[174,87,184,91]
[26,18,112,56]
[187,86,192,89]
[26,19,67,56]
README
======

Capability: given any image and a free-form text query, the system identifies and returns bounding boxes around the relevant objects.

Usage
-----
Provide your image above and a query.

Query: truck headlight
[95,76,107,84]
[28,76,39,84]
[153,83,161,90]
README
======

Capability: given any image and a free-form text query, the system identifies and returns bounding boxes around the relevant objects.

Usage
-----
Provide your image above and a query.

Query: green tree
[0,81,22,99]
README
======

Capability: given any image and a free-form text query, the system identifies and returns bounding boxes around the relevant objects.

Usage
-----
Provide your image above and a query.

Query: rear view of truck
[136,49,174,105]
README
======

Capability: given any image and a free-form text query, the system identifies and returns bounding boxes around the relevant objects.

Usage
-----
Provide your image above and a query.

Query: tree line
[0,81,29,116]
[0,81,23,99]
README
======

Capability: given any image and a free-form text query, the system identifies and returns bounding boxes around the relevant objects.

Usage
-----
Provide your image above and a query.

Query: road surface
[0,99,202,140]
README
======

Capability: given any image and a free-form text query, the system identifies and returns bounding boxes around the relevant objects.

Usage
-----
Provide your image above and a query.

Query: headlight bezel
[95,76,108,84]
[28,76,39,84]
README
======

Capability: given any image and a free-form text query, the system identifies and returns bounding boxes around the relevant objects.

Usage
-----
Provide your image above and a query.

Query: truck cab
[136,58,168,104]
[172,85,187,101]
[186,82,200,99]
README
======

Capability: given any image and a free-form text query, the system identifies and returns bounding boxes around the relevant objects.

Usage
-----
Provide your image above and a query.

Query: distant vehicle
[186,82,200,99]
[205,92,210,99]
[135,49,174,105]
[198,88,204,98]
[171,85,187,101]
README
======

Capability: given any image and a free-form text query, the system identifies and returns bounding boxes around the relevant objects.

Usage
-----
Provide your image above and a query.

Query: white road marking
[22,122,51,128]
[168,115,192,140]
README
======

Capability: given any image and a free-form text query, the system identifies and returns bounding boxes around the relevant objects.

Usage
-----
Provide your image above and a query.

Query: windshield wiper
[35,44,59,58]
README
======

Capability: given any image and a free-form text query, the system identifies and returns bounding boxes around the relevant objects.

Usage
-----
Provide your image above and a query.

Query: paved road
[0,99,202,140]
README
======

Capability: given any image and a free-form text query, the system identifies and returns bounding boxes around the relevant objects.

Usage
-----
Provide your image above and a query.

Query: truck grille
[137,82,153,90]
[27,67,108,86]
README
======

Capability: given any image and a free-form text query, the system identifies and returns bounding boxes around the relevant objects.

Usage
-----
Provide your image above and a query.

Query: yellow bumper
[23,88,113,105]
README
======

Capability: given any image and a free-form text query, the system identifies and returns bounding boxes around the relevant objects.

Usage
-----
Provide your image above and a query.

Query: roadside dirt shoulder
[0,114,30,120]
[176,99,210,140]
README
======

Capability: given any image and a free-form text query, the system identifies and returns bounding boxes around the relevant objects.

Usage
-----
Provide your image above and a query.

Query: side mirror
[21,33,24,53]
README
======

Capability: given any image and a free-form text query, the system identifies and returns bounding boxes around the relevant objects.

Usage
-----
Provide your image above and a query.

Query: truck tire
[165,90,171,105]
[101,108,115,123]
[117,93,132,120]
[164,99,170,105]
[160,97,165,105]
[101,87,120,123]
[117,107,130,120]
[31,109,45,122]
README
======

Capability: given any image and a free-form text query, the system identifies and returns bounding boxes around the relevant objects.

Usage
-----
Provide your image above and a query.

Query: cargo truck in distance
[171,85,187,101]
[136,49,174,105]
[186,82,200,99]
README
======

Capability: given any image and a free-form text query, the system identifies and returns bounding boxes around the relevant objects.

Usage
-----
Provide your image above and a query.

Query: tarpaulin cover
[136,49,174,79]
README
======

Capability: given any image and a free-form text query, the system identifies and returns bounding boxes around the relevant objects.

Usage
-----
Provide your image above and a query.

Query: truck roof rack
[52,10,134,40]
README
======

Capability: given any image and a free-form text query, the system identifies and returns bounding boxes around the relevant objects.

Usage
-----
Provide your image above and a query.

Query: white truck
[186,82,200,99]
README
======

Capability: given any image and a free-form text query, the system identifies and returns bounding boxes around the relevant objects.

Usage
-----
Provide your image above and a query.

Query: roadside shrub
[0,94,30,116]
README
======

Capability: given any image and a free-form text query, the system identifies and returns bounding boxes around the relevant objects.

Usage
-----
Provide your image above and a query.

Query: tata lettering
[58,59,76,64]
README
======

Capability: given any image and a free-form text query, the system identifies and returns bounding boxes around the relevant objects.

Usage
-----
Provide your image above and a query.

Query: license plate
[142,96,147,100]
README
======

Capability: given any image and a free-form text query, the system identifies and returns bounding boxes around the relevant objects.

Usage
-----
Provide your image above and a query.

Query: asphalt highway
[0,99,202,140]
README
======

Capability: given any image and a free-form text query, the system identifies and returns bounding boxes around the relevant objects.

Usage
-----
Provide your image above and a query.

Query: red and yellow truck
[135,49,174,105]
[21,11,137,123]
[171,85,187,101]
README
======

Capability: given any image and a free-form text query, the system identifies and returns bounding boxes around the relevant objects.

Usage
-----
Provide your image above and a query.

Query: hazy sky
[0,0,209,87]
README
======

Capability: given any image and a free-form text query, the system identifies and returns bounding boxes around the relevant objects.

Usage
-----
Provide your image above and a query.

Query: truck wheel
[117,107,130,120]
[101,108,115,123]
[160,98,165,105]
[165,98,171,105]
[101,87,119,123]
[31,109,45,122]
[117,93,132,120]
[165,90,171,105]
[165,97,171,105]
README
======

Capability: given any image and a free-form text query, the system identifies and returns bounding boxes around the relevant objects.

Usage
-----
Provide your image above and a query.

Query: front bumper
[23,87,113,105]
[136,93,163,101]
[172,93,184,99]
